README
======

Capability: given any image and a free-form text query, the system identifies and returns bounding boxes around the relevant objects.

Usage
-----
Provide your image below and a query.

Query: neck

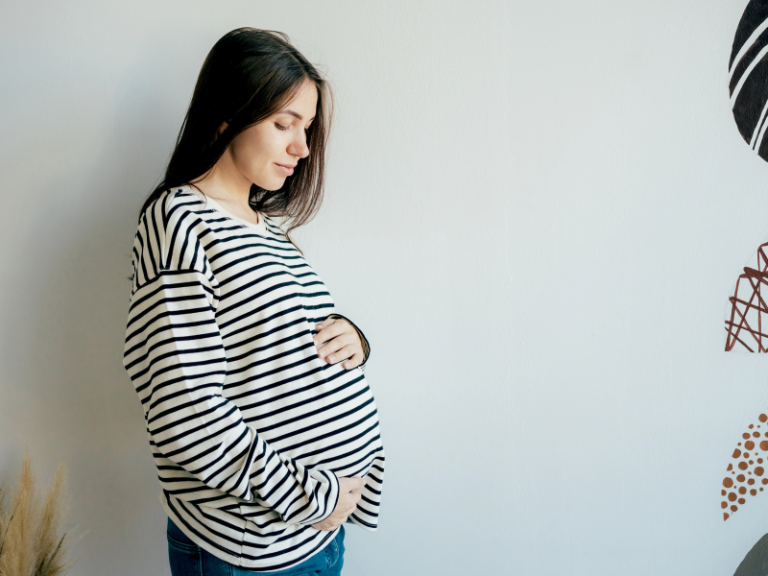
[192,148,253,208]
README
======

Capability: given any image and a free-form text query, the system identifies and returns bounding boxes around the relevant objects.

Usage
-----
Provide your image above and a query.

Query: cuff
[298,468,340,526]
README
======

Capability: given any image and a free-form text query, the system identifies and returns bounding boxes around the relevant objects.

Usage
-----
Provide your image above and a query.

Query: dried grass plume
[0,449,79,576]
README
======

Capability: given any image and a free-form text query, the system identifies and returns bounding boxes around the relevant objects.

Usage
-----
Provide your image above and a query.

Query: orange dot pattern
[722,412,768,520]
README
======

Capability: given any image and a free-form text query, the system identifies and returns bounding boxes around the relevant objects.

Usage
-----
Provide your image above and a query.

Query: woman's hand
[311,476,365,531]
[313,316,366,370]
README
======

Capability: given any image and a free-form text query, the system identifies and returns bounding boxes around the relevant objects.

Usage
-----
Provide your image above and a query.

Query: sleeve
[123,208,340,527]
[327,313,371,372]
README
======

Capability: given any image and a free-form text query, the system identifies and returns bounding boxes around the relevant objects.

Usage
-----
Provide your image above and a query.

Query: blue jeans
[166,517,345,576]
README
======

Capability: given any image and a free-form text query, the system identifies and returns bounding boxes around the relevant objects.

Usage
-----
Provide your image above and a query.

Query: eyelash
[275,123,311,133]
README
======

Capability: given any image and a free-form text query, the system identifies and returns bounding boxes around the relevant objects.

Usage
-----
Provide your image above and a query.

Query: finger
[314,317,342,336]
[313,319,343,347]
[314,317,355,346]
[317,335,354,360]
[352,476,365,490]
[325,344,358,365]
[316,335,345,359]
[342,352,364,370]
[313,317,336,334]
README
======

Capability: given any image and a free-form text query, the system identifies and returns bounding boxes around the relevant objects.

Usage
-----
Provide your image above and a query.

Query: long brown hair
[138,27,334,253]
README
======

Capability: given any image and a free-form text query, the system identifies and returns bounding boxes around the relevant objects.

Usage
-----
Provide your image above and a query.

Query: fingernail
[329,355,335,362]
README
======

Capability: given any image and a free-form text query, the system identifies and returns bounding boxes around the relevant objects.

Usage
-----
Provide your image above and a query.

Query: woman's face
[227,78,319,191]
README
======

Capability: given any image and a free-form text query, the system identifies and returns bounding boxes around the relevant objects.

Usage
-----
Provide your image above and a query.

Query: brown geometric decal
[721,412,768,520]
[725,242,768,352]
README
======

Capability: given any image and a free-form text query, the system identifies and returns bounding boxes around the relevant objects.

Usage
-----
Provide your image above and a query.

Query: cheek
[231,131,283,171]
[230,141,262,174]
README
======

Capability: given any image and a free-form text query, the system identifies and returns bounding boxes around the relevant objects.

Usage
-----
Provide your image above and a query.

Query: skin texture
[189,78,366,530]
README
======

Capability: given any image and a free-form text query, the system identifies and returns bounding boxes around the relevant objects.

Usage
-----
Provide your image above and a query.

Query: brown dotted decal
[721,409,768,520]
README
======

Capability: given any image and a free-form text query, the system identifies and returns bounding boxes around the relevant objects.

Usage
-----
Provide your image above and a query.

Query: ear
[218,121,229,135]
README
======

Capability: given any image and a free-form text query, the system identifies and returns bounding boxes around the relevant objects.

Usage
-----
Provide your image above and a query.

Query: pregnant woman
[121,28,385,575]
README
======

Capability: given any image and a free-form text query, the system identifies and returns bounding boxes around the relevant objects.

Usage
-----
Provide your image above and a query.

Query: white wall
[1,0,766,574]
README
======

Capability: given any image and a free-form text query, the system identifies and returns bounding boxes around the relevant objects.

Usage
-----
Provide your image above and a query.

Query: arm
[123,266,340,527]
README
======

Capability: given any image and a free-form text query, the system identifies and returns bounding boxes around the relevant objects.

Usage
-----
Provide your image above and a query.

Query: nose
[288,130,310,160]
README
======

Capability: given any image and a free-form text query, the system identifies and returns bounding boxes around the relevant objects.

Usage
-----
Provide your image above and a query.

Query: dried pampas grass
[0,449,79,576]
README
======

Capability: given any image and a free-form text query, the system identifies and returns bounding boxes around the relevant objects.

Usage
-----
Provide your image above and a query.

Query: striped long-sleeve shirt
[121,186,385,571]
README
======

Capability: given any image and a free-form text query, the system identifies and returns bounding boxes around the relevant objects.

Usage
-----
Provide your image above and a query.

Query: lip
[275,163,295,175]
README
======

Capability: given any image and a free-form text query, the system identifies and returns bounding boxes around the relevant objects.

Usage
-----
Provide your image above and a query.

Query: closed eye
[275,123,312,132]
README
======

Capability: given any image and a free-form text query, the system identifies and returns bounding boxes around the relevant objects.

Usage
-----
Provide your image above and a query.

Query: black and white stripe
[729,0,768,160]
[122,186,385,571]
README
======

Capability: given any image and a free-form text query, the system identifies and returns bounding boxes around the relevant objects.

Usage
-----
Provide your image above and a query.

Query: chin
[252,178,285,192]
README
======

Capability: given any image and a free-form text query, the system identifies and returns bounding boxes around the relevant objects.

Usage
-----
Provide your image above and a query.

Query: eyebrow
[279,109,315,122]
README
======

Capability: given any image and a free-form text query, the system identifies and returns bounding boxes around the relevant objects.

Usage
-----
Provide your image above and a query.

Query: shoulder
[140,186,209,231]
[131,187,216,285]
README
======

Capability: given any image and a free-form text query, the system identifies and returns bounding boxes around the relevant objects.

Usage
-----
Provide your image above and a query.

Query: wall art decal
[725,242,768,352]
[730,0,768,161]
[722,3,768,550]
[733,533,768,575]
[721,412,768,521]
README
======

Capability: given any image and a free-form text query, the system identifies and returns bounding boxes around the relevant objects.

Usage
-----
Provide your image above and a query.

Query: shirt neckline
[182,185,270,235]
